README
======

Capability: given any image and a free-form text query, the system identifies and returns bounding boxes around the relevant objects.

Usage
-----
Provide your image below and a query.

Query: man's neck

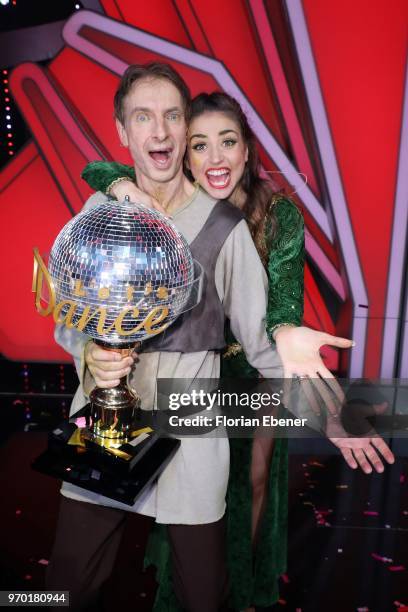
[135,170,195,215]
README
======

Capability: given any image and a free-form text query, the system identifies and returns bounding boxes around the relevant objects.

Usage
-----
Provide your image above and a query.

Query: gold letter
[73,280,86,297]
[144,306,169,335]
[156,286,168,300]
[98,287,110,300]
[114,307,145,336]
[53,300,77,325]
[126,286,135,301]
[32,248,56,317]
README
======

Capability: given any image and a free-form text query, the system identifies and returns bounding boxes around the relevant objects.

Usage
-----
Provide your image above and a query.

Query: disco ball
[48,199,196,344]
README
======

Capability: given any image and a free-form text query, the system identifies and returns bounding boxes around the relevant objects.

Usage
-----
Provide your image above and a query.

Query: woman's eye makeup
[191,138,237,151]
[191,142,207,151]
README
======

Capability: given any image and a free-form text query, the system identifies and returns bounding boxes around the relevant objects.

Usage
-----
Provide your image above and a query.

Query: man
[46,62,394,611]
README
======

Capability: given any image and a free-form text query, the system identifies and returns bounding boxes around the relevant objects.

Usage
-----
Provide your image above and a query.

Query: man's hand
[329,434,395,474]
[84,341,137,388]
[110,180,168,216]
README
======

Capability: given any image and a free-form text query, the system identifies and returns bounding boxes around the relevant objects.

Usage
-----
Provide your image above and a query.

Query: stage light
[6,115,10,120]
[0,0,10,6]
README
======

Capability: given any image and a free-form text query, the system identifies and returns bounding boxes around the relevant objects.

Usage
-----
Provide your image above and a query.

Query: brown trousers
[45,496,229,612]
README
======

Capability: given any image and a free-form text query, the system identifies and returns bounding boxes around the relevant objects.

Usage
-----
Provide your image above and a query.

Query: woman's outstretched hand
[273,325,353,379]
[329,434,394,474]
[110,180,168,216]
[274,325,395,473]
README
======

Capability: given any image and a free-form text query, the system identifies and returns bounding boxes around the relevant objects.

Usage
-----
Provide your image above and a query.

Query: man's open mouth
[148,148,173,167]
[205,168,231,189]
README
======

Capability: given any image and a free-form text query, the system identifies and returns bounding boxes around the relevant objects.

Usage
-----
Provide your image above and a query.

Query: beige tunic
[56,187,283,524]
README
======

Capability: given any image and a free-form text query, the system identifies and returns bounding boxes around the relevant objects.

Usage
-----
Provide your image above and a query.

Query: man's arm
[215,219,283,377]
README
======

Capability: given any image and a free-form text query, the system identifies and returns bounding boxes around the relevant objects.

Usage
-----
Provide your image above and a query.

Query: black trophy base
[32,405,180,506]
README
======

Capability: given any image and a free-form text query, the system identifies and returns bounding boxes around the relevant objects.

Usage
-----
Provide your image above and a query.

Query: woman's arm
[81,161,135,194]
[265,196,304,340]
[81,161,167,214]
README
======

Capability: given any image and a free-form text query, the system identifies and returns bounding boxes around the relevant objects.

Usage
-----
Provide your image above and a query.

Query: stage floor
[0,429,407,612]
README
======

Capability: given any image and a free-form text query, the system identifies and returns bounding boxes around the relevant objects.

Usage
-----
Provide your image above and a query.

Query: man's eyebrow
[130,106,183,115]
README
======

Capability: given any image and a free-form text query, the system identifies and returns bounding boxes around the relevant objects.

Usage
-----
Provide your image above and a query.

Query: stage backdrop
[1,0,407,378]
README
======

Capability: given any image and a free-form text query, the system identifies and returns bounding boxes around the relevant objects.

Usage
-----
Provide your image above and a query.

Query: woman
[81,92,354,610]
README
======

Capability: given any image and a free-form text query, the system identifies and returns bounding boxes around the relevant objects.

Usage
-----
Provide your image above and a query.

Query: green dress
[81,162,305,609]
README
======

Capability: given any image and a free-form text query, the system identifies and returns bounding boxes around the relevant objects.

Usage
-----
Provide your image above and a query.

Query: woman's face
[187,111,248,201]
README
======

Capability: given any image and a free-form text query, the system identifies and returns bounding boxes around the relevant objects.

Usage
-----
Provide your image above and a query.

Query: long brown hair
[189,92,279,262]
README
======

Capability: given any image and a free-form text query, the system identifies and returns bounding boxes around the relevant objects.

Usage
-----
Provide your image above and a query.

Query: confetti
[371,553,392,563]
[15,509,21,516]
[338,549,343,553]
[389,566,405,572]
[278,599,287,605]
[24,575,32,580]
[357,607,369,611]
[281,574,290,584]
[364,511,379,516]
[38,559,49,566]
[336,484,349,489]
[74,417,87,428]
[400,475,405,484]
[309,461,324,467]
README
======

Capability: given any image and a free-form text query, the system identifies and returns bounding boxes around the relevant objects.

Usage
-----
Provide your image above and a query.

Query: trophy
[31,197,202,504]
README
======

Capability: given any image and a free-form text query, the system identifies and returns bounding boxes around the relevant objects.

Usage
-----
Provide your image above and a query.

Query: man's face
[116,77,187,184]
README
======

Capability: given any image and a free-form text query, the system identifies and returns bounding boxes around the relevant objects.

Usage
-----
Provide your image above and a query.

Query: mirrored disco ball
[49,199,195,344]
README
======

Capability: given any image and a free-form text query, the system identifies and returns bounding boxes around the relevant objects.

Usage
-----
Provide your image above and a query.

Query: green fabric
[81,161,135,193]
[81,162,304,609]
[265,197,304,338]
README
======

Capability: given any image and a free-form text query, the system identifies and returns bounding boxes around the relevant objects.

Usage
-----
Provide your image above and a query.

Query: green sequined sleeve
[265,197,304,340]
[81,161,136,193]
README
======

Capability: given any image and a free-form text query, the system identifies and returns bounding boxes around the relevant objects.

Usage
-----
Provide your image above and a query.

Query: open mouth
[205,168,231,189]
[148,148,173,168]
